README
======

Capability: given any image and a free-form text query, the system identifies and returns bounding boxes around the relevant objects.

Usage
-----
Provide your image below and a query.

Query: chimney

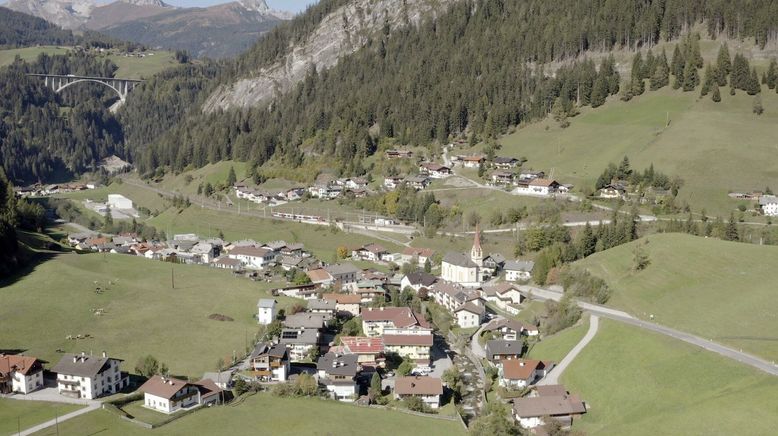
[102,351,107,358]
[73,356,78,363]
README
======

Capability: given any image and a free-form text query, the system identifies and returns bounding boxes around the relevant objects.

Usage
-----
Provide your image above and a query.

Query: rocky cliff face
[4,0,95,29]
[203,0,460,113]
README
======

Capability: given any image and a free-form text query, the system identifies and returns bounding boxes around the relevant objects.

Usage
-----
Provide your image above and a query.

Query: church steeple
[471,224,483,267]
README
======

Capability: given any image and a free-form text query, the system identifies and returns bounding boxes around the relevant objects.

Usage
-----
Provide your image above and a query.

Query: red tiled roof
[0,354,42,376]
[502,359,543,380]
[229,246,271,257]
[139,376,191,400]
[340,336,385,354]
[323,293,362,304]
[395,376,443,395]
[307,269,332,282]
[529,178,558,187]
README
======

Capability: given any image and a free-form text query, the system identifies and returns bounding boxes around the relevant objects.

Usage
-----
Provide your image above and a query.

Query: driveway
[539,315,599,385]
[3,387,98,406]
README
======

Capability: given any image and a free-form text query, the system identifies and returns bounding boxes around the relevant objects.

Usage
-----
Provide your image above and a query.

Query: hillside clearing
[0,399,83,436]
[577,233,778,361]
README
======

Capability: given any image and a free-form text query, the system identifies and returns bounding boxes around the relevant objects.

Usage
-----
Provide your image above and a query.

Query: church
[441,227,486,287]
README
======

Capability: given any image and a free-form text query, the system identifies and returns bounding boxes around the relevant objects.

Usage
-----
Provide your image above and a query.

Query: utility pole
[171,266,175,289]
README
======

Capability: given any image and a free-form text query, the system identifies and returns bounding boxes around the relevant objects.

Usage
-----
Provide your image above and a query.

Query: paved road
[523,286,778,377]
[539,315,600,385]
[19,403,100,435]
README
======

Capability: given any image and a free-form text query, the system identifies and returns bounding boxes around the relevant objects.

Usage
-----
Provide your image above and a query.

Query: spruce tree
[731,53,750,90]
[711,85,721,102]
[650,49,670,90]
[606,54,620,95]
[227,166,237,187]
[671,46,684,89]
[753,96,764,115]
[747,67,761,95]
[643,50,655,80]
[682,59,699,91]
[689,34,703,68]
[700,64,713,96]
[715,43,731,86]
[630,52,644,96]
[766,58,778,90]
[590,74,608,108]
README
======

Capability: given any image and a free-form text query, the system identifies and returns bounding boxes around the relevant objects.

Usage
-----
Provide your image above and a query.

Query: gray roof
[760,195,778,205]
[504,260,535,272]
[202,370,234,383]
[307,299,336,311]
[258,299,277,308]
[485,340,523,360]
[51,354,121,378]
[404,272,437,287]
[443,252,477,268]
[250,342,288,359]
[325,263,360,276]
[283,313,329,329]
[317,352,359,377]
[279,329,319,346]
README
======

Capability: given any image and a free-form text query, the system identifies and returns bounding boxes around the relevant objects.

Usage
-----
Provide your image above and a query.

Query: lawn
[561,319,778,435]
[577,233,778,361]
[526,315,590,363]
[0,399,83,436]
[31,393,467,436]
[0,253,299,378]
[120,401,171,426]
[0,46,71,67]
[105,51,177,79]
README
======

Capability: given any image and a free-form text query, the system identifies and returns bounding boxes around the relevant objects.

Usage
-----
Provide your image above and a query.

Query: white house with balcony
[52,353,127,400]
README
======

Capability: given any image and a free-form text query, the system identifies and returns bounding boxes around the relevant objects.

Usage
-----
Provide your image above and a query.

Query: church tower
[471,224,483,267]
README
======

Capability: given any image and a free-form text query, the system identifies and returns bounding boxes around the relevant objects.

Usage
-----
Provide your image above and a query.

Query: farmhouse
[283,313,330,330]
[249,343,290,382]
[383,176,405,190]
[498,359,553,389]
[0,354,44,394]
[322,293,362,317]
[274,283,320,300]
[454,302,486,328]
[400,247,436,268]
[385,149,413,159]
[491,170,516,185]
[383,333,434,364]
[519,170,545,181]
[429,281,481,313]
[52,352,128,399]
[760,195,778,216]
[317,352,360,402]
[401,271,437,292]
[599,183,628,199]
[394,376,443,409]
[404,175,431,190]
[481,282,525,314]
[485,340,524,363]
[515,178,560,197]
[456,155,486,168]
[352,243,390,262]
[307,269,334,285]
[227,246,276,269]
[493,156,520,169]
[504,261,535,282]
[513,385,586,429]
[419,162,452,178]
[483,318,539,340]
[139,376,202,414]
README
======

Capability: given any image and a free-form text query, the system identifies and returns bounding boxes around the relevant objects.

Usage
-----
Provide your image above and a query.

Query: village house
[353,281,388,303]
[317,352,361,402]
[307,299,337,317]
[599,183,628,200]
[227,246,276,269]
[201,370,234,390]
[139,375,222,414]
[456,155,486,168]
[483,318,539,340]
[401,271,437,292]
[519,170,545,181]
[283,313,330,330]
[383,333,434,365]
[493,156,520,169]
[352,243,390,262]
[52,352,128,399]
[498,359,554,389]
[428,281,482,314]
[257,299,277,325]
[515,178,560,197]
[325,263,360,286]
[394,376,443,409]
[400,247,436,268]
[335,336,386,367]
[454,302,486,328]
[481,253,506,279]
[279,329,320,361]
[485,340,524,363]
[513,385,586,429]
[404,175,432,191]
[441,229,485,287]
[322,293,362,317]
[419,162,452,179]
[211,256,242,271]
[361,307,430,337]
[491,170,516,185]
[481,282,525,314]
[307,269,334,286]
[383,176,405,191]
[760,195,778,216]
[385,149,413,159]
[504,261,535,282]
[274,283,320,300]
[0,354,44,394]
[249,343,289,382]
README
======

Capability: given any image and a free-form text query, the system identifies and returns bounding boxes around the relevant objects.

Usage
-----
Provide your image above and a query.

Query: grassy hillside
[527,315,590,363]
[562,319,778,435]
[0,399,83,436]
[498,86,778,217]
[0,46,71,67]
[0,253,298,378]
[31,393,466,436]
[577,233,778,361]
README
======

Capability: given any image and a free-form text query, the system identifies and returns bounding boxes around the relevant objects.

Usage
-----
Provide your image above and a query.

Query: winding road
[539,315,600,385]
[523,286,778,377]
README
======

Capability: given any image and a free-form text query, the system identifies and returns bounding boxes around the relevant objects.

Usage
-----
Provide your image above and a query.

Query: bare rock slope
[204,0,460,113]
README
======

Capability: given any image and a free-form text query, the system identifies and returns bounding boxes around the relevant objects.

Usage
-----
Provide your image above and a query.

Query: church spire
[471,224,483,266]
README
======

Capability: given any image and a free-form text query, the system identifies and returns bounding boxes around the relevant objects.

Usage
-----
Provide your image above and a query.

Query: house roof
[140,375,191,400]
[383,334,434,347]
[484,318,536,334]
[357,243,388,254]
[442,252,477,268]
[504,260,535,272]
[0,354,42,376]
[485,340,523,358]
[494,156,518,164]
[420,162,449,172]
[279,329,319,345]
[403,272,437,287]
[529,178,558,187]
[535,384,569,397]
[760,195,778,205]
[325,263,360,276]
[307,269,333,282]
[229,246,272,258]
[52,354,121,378]
[322,293,362,305]
[513,394,586,418]
[317,352,360,377]
[455,302,486,316]
[339,336,385,354]
[502,359,543,380]
[193,378,223,399]
[307,299,336,311]
[257,299,277,309]
[250,342,288,360]
[283,313,328,330]
[201,370,234,385]
[362,307,428,329]
[401,247,436,258]
[394,376,443,396]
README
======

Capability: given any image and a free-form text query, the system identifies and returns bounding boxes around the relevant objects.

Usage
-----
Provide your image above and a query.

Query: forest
[123,0,778,179]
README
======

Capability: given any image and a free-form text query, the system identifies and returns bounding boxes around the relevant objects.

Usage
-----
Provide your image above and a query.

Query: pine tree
[606,54,620,95]
[753,96,764,115]
[671,45,685,89]
[711,85,721,102]
[700,64,714,96]
[590,74,608,108]
[682,59,699,91]
[731,53,750,90]
[650,49,670,90]
[689,34,703,68]
[766,58,778,90]
[747,67,761,95]
[725,213,739,241]
[643,49,656,80]
[631,52,644,82]
[715,43,731,86]
[227,166,237,187]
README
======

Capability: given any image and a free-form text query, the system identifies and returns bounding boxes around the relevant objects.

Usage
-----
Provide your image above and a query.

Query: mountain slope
[205,0,461,112]
[4,0,94,29]
[0,5,77,47]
